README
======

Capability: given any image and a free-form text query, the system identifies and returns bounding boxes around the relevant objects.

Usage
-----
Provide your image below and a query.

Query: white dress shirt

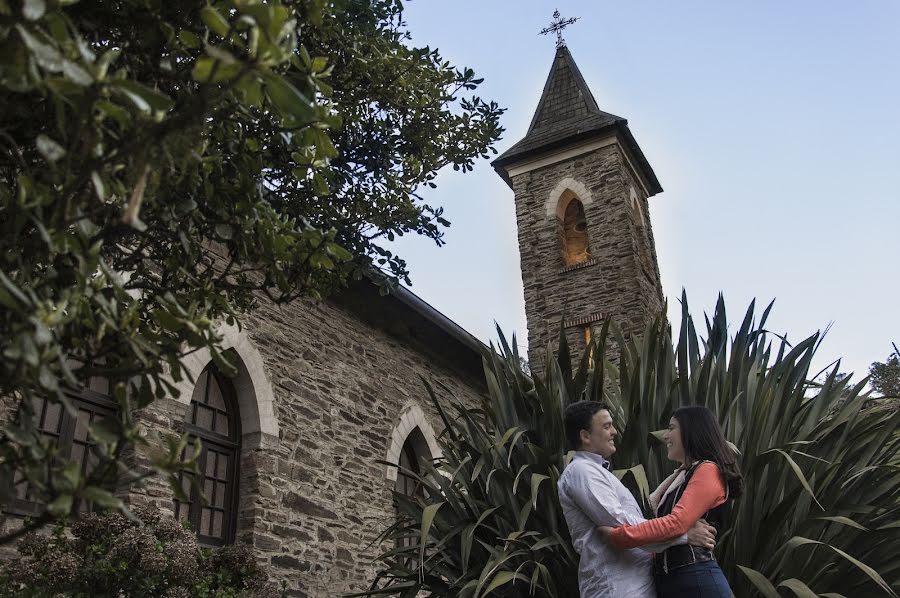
[557,451,685,598]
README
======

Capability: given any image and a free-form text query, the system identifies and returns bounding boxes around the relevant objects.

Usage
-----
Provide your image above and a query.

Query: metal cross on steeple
[539,9,580,48]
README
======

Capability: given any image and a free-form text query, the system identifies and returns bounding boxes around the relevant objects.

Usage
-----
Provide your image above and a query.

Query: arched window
[559,191,591,266]
[8,370,115,516]
[174,362,241,546]
[394,427,431,550]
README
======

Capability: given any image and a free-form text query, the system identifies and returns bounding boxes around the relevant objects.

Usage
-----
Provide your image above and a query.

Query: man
[557,401,716,597]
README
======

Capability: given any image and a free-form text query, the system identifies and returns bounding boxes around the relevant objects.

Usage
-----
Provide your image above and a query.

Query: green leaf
[15,25,63,71]
[264,73,314,121]
[765,448,823,510]
[36,134,66,162]
[530,536,560,551]
[529,473,548,509]
[324,242,352,261]
[310,56,328,72]
[785,537,896,597]
[215,223,234,240]
[62,60,93,86]
[96,49,121,79]
[237,75,264,106]
[94,100,130,127]
[311,172,329,196]
[47,493,73,517]
[88,417,120,444]
[778,578,819,598]
[81,486,124,509]
[91,171,106,200]
[419,502,444,557]
[112,80,173,113]
[816,516,868,531]
[60,461,81,490]
[480,571,529,597]
[200,6,230,38]
[178,30,201,48]
[737,565,781,598]
[23,0,46,21]
[192,56,242,83]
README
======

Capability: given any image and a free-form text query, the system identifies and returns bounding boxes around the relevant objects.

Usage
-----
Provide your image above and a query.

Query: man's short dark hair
[564,401,610,450]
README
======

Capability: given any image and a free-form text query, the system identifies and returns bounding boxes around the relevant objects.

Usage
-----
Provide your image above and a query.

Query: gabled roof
[492,46,662,196]
[330,274,487,380]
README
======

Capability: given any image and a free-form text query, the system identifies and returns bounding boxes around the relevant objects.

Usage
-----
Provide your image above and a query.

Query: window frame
[559,195,591,266]
[393,428,430,554]
[6,387,118,517]
[175,365,242,547]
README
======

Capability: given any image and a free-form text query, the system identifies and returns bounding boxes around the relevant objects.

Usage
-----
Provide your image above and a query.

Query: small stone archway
[630,186,645,227]
[384,403,442,484]
[545,177,593,219]
[173,322,279,450]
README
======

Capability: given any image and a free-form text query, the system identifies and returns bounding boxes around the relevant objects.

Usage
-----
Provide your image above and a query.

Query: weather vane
[539,9,580,48]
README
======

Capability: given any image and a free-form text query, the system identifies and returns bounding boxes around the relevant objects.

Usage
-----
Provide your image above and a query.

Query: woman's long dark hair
[672,406,743,499]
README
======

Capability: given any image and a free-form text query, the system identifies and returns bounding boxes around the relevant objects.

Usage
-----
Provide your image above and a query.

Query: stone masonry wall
[1,288,486,598]
[620,156,665,322]
[172,292,482,597]
[511,140,664,372]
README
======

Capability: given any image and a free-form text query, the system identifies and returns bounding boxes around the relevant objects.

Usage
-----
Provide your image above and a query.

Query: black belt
[653,545,715,575]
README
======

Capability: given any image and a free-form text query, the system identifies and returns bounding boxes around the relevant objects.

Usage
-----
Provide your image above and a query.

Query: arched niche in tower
[630,187,645,228]
[557,190,591,266]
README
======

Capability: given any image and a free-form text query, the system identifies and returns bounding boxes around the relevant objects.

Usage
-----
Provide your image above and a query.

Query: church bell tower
[492,44,665,371]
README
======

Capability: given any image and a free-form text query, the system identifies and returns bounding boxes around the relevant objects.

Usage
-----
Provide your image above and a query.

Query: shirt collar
[575,450,612,470]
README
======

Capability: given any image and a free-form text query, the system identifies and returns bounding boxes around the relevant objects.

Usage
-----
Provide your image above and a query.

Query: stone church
[1,44,664,596]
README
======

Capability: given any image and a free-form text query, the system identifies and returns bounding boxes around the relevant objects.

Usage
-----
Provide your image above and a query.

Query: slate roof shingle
[492,46,662,196]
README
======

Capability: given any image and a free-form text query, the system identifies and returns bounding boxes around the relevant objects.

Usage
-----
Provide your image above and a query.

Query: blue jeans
[655,560,733,598]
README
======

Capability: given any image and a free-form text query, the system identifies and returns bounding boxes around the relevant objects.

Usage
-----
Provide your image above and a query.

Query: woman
[598,405,743,598]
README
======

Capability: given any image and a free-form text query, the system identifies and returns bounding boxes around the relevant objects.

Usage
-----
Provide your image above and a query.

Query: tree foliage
[870,344,900,398]
[363,295,900,598]
[0,0,502,537]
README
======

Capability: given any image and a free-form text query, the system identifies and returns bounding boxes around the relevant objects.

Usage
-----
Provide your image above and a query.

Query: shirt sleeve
[609,462,726,550]
[564,463,648,527]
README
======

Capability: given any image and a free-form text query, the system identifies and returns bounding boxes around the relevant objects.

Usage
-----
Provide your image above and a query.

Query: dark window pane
[205,452,218,477]
[207,378,226,410]
[89,376,110,395]
[74,410,91,441]
[31,396,45,416]
[195,405,213,431]
[71,444,85,471]
[215,483,225,508]
[190,371,208,407]
[212,511,224,538]
[85,450,99,476]
[175,501,189,521]
[201,508,211,535]
[43,401,63,434]
[217,454,228,480]
[214,412,229,436]
[14,470,29,500]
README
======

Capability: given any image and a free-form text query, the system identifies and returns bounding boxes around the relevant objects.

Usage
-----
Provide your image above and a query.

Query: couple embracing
[557,402,742,598]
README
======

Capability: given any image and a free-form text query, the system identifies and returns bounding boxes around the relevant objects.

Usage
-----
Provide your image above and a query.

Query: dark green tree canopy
[869,344,900,398]
[0,0,502,534]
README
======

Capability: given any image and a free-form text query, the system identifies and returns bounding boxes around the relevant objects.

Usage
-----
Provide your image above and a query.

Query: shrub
[362,295,899,597]
[0,505,282,598]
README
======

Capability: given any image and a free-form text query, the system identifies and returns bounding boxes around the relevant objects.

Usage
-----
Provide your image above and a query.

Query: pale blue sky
[390,1,900,382]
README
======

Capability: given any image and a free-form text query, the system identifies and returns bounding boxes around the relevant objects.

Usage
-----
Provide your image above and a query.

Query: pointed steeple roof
[493,46,662,195]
